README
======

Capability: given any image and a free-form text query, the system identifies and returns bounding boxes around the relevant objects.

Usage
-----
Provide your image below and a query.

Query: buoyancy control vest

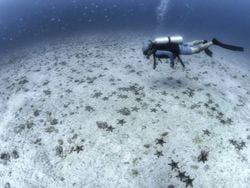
[152,36,183,55]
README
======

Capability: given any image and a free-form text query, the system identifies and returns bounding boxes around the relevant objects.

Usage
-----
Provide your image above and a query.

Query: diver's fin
[204,48,213,57]
[212,38,244,52]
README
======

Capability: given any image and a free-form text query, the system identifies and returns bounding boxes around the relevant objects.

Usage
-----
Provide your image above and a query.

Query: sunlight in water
[156,0,170,31]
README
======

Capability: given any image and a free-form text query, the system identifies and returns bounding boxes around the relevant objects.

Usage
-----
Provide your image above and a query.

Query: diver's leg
[185,40,206,47]
[190,41,213,53]
[179,45,194,55]
[179,41,213,55]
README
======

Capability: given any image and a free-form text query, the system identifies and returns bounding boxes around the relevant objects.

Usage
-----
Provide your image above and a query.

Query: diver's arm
[153,53,157,69]
[166,51,175,65]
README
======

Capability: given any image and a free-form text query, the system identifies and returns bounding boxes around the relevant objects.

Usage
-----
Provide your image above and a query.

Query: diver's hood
[142,46,149,56]
[142,41,152,56]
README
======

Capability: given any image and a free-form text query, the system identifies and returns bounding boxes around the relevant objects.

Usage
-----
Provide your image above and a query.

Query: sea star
[176,171,187,181]
[154,151,163,158]
[203,129,211,136]
[131,107,140,112]
[74,145,84,153]
[117,119,126,126]
[106,126,115,132]
[156,138,166,146]
[198,150,209,163]
[184,177,194,187]
[168,160,179,170]
[150,108,157,112]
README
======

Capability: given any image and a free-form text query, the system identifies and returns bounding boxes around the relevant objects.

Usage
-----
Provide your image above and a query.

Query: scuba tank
[154,36,183,44]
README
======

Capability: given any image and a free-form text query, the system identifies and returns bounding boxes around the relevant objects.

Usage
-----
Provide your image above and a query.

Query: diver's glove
[203,40,208,44]
[170,62,175,69]
[204,49,213,57]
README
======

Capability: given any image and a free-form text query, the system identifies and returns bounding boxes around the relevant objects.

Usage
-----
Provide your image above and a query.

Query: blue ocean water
[0,0,249,54]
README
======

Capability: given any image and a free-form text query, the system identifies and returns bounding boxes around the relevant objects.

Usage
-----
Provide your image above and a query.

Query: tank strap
[168,36,171,43]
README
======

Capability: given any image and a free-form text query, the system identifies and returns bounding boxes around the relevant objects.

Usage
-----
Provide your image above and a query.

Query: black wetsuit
[152,42,180,56]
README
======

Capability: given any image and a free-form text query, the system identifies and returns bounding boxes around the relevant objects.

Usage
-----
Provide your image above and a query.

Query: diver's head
[142,46,149,56]
[142,40,153,58]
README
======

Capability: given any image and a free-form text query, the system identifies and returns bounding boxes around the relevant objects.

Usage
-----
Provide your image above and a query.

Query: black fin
[212,38,244,52]
[204,48,213,57]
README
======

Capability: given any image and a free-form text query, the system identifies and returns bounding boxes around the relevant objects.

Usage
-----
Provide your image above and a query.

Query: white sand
[0,32,249,188]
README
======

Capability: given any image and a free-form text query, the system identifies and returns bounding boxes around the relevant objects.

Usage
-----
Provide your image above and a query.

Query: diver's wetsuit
[143,38,244,69]
[154,40,213,66]
[152,42,180,67]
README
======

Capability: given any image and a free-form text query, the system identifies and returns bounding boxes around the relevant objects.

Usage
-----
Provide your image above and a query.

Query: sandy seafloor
[0,32,250,188]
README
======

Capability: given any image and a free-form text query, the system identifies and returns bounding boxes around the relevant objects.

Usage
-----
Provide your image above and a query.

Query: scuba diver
[142,36,244,69]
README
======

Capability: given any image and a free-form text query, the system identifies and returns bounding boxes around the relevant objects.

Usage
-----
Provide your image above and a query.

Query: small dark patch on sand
[96,121,108,129]
[92,91,103,98]
[4,182,11,188]
[18,78,29,85]
[50,118,58,125]
[118,107,131,116]
[56,146,63,157]
[11,150,19,159]
[45,126,58,133]
[131,169,139,176]
[43,90,51,95]
[85,105,95,112]
[33,109,41,117]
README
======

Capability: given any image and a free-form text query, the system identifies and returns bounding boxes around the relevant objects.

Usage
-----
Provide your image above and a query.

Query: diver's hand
[170,62,175,69]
